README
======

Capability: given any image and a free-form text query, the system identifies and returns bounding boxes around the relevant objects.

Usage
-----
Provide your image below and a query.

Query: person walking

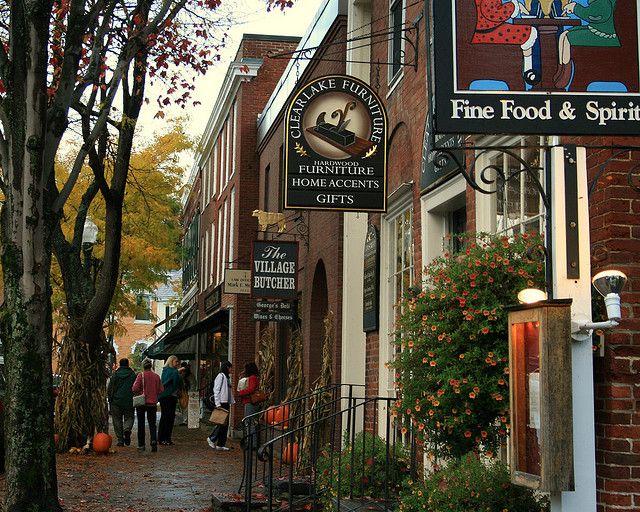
[107,358,137,447]
[132,358,163,452]
[207,361,235,451]
[157,354,181,446]
[177,362,192,426]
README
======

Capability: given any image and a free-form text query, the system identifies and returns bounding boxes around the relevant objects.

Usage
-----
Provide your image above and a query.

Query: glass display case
[508,299,574,491]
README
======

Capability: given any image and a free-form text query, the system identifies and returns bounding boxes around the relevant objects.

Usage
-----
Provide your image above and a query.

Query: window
[477,136,546,236]
[135,295,151,322]
[389,0,404,83]
[229,188,236,265]
[382,200,414,443]
[264,164,270,211]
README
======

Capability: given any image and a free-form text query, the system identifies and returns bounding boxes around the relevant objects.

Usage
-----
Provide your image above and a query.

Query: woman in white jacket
[207,361,235,450]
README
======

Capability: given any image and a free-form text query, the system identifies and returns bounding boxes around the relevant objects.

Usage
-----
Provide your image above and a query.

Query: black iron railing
[239,384,417,511]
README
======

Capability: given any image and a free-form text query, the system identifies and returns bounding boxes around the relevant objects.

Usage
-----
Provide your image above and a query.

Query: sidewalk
[0,421,245,512]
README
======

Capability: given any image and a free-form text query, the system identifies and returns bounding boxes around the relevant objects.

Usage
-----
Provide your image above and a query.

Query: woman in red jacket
[238,362,261,449]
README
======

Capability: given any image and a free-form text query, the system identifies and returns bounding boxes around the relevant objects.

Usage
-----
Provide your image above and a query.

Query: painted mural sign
[251,241,298,300]
[284,75,388,211]
[432,0,640,135]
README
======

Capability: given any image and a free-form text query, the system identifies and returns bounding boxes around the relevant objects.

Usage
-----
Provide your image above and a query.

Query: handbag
[133,372,146,408]
[178,389,189,410]
[209,407,229,426]
[250,389,268,405]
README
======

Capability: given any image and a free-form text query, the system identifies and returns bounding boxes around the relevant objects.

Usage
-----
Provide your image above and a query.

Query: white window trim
[387,0,405,91]
[221,198,228,286]
[379,186,413,401]
[229,187,236,265]
[210,223,215,287]
[420,174,467,269]
[217,206,223,286]
[231,102,237,179]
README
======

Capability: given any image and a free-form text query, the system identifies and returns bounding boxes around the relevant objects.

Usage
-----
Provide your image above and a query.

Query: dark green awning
[145,307,228,360]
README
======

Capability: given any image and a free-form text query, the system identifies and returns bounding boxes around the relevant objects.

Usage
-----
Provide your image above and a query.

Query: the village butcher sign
[431,0,640,135]
[251,241,298,300]
[284,74,388,211]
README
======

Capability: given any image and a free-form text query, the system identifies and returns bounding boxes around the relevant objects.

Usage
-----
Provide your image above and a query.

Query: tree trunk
[0,1,62,509]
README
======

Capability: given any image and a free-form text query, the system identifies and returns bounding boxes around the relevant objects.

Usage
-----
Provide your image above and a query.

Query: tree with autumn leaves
[0,1,293,509]
[52,122,188,452]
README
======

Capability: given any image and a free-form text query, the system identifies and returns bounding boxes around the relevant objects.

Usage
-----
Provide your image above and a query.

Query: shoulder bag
[133,372,146,408]
[250,389,268,405]
[209,407,229,426]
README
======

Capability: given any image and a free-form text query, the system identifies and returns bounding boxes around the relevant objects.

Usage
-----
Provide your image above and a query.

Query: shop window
[477,136,546,236]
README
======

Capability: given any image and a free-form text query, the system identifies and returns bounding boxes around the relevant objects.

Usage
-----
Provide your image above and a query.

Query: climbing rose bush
[391,233,546,459]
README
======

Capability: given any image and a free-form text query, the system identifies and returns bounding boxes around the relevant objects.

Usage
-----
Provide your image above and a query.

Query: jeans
[208,402,230,447]
[158,395,178,443]
[136,405,157,448]
[111,403,135,444]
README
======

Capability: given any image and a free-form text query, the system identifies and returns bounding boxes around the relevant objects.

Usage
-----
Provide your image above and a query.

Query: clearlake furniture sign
[251,241,298,300]
[284,75,388,211]
[432,0,640,135]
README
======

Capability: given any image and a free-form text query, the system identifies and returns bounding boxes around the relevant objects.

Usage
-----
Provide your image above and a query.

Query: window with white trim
[229,188,236,265]
[389,0,405,85]
[476,135,546,236]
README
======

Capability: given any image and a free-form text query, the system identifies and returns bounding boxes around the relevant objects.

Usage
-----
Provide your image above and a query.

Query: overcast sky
[136,0,325,143]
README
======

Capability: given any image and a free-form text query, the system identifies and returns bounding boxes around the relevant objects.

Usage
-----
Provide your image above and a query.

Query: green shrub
[316,430,409,509]
[399,453,548,512]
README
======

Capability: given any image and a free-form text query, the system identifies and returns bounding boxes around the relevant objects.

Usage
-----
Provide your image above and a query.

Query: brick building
[338,1,640,511]
[167,33,300,426]
[255,1,347,399]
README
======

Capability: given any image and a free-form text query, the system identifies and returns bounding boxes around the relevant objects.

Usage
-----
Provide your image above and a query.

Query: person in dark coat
[107,358,137,447]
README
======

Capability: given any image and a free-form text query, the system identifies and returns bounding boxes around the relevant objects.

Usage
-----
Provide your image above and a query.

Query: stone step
[212,492,269,511]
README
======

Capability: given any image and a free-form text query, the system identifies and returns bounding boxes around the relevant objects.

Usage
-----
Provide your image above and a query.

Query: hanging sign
[251,241,298,300]
[224,269,251,294]
[431,0,640,135]
[421,117,465,192]
[363,225,379,332]
[284,74,388,211]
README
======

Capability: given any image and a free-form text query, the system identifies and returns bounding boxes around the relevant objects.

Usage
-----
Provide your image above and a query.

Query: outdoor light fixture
[571,269,627,341]
[82,217,99,246]
[517,288,548,305]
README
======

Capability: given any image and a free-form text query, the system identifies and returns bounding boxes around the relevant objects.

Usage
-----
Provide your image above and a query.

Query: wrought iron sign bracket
[263,212,309,248]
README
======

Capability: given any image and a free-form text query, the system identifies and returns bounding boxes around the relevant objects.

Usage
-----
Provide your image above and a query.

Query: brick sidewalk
[0,421,245,512]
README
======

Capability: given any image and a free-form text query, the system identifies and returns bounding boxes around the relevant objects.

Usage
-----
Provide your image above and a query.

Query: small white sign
[528,372,541,430]
[224,269,251,294]
[188,391,200,429]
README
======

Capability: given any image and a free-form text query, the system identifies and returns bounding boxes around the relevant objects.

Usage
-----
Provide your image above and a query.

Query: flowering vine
[391,232,546,459]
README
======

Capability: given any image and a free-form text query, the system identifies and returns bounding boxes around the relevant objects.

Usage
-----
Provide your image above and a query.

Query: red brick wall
[364,0,428,397]
[195,34,300,424]
[578,140,640,512]
[256,18,347,398]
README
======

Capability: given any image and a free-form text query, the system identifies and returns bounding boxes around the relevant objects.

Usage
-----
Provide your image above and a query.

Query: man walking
[108,358,137,446]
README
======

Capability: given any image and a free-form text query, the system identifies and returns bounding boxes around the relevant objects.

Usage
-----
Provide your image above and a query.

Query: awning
[145,307,229,360]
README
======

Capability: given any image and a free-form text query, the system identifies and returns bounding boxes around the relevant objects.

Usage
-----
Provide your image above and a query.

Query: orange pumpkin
[92,432,112,453]
[273,404,290,427]
[282,441,299,465]
[263,405,278,425]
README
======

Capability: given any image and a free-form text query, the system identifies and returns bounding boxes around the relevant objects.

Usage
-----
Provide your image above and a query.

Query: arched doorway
[309,260,328,387]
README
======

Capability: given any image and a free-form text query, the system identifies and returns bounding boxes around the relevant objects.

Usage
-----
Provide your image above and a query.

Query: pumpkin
[282,441,299,465]
[53,434,60,446]
[273,404,290,427]
[92,432,112,453]
[263,405,278,425]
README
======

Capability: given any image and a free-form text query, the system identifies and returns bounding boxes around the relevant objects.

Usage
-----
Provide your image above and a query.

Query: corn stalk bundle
[54,326,109,450]
[258,325,276,406]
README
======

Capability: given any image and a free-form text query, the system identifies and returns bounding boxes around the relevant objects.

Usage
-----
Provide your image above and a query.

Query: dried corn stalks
[54,327,109,450]
[258,325,275,406]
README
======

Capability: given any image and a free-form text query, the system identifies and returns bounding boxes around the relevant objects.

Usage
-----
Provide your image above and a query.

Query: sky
[136,0,325,145]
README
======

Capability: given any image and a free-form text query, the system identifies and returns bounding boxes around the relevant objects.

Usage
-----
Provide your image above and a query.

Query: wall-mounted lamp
[517,288,548,305]
[571,269,627,341]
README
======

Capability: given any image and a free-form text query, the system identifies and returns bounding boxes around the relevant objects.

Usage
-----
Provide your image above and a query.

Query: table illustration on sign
[456,0,638,93]
[306,101,376,158]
